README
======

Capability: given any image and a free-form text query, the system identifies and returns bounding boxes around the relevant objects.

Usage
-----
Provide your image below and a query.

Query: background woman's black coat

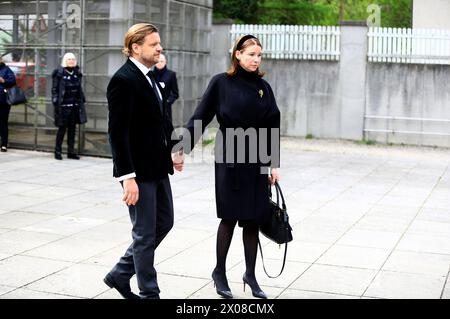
[0,63,16,106]
[153,66,179,121]
[51,66,87,126]
[186,67,281,225]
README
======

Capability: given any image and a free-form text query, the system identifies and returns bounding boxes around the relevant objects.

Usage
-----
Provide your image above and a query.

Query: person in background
[154,53,179,122]
[51,52,87,160]
[0,56,17,152]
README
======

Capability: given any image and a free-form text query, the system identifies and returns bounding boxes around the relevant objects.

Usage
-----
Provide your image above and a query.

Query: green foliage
[377,0,412,28]
[341,0,412,27]
[213,0,260,23]
[258,0,338,25]
[214,0,412,27]
[355,139,377,145]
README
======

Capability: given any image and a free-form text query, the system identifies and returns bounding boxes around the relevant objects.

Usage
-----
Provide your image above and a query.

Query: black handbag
[258,181,293,278]
[6,86,27,106]
[261,182,293,244]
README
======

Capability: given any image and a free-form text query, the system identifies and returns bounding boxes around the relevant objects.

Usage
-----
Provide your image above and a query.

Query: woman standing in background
[52,52,87,160]
[0,56,17,152]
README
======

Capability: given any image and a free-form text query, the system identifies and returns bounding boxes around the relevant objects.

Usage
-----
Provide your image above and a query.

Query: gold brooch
[259,89,264,98]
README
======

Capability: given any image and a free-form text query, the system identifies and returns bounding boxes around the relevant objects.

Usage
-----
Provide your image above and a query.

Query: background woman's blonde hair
[123,23,159,57]
[61,52,77,67]
[227,35,264,77]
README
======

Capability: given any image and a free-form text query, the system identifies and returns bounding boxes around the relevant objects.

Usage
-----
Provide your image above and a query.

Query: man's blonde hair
[123,23,158,57]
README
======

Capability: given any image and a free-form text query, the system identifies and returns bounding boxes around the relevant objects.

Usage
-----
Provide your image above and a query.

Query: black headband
[236,35,257,50]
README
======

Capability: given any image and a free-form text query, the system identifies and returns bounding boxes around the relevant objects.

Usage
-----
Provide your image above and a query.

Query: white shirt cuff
[116,173,136,182]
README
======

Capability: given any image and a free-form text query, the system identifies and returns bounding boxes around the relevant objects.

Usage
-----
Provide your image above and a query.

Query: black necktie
[147,70,163,113]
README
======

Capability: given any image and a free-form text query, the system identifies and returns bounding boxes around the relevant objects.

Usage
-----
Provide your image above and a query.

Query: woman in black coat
[52,52,87,160]
[186,35,281,299]
[0,57,17,152]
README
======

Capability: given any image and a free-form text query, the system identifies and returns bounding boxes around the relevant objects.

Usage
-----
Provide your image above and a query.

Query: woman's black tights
[213,219,260,283]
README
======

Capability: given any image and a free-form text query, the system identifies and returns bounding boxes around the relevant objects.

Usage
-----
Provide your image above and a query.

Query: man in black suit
[154,54,179,122]
[104,23,184,299]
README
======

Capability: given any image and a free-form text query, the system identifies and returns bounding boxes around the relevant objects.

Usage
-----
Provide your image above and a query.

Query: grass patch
[202,138,215,146]
[355,140,377,145]
[305,134,314,140]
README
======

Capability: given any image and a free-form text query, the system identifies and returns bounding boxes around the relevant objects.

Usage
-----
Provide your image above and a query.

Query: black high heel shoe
[212,270,233,299]
[243,274,267,299]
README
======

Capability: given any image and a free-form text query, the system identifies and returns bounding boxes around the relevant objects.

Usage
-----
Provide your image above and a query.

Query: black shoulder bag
[259,181,293,278]
[6,86,27,106]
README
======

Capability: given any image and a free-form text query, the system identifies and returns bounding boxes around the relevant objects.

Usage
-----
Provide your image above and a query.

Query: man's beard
[141,54,158,66]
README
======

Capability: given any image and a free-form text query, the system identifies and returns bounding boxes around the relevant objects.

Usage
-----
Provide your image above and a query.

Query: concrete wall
[210,23,233,77]
[365,63,450,147]
[210,23,450,147]
[262,25,368,141]
[413,0,450,30]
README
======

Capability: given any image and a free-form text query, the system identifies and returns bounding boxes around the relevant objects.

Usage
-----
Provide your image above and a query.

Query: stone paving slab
[363,271,446,299]
[25,263,111,299]
[0,287,82,299]
[0,230,64,255]
[0,255,72,287]
[290,264,378,296]
[0,138,449,299]
[277,288,360,299]
[316,245,391,270]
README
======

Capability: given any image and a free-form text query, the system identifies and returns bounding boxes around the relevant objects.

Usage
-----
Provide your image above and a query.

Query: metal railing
[364,115,450,137]
[230,24,340,61]
[368,27,450,65]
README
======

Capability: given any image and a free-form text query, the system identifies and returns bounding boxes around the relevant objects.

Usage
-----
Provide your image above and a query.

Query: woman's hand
[268,168,280,186]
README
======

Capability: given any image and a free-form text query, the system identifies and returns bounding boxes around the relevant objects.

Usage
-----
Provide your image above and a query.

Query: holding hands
[268,168,280,186]
[122,151,184,207]
[172,150,184,172]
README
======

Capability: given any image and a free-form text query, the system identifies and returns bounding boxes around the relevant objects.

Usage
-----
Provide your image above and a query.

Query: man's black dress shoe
[68,153,80,160]
[55,152,63,160]
[141,294,160,299]
[103,274,140,299]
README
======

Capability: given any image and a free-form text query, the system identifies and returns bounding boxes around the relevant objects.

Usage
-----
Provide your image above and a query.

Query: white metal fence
[231,25,450,65]
[368,27,450,65]
[230,24,340,61]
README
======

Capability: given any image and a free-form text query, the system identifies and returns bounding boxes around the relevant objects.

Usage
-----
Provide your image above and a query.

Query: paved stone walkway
[0,138,449,299]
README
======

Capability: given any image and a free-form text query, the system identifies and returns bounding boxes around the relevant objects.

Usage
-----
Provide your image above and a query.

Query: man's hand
[172,150,184,172]
[0,77,5,84]
[122,178,139,206]
[268,168,280,186]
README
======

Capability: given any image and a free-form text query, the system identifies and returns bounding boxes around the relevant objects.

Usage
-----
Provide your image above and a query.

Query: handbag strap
[275,182,286,210]
[269,182,281,207]
[269,182,286,210]
[258,239,288,279]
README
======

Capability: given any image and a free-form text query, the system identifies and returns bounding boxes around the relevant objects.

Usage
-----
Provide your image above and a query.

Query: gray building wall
[0,0,213,156]
[413,0,450,30]
[365,63,450,147]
